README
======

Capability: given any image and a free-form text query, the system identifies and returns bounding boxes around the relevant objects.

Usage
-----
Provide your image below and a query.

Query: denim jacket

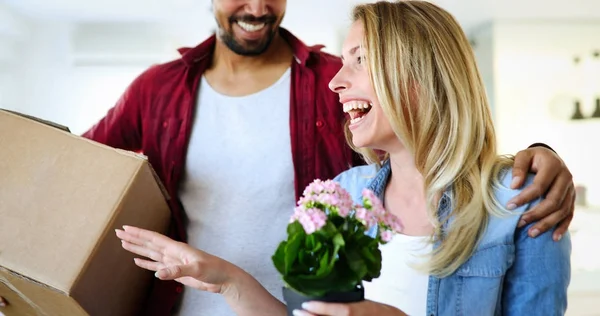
[333,161,571,316]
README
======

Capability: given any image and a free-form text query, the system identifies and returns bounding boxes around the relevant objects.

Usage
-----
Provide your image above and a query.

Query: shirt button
[162,121,168,128]
[316,120,324,128]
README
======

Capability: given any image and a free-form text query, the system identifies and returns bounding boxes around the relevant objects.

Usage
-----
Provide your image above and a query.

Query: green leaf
[333,232,345,248]
[360,244,382,280]
[284,233,304,274]
[314,249,331,277]
[306,234,315,249]
[287,221,304,236]
[344,247,367,278]
[271,241,287,275]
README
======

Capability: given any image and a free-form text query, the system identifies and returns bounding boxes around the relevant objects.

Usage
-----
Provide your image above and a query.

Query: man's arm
[82,67,155,151]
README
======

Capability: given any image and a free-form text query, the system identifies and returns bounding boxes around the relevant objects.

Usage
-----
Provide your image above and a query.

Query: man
[78,0,574,315]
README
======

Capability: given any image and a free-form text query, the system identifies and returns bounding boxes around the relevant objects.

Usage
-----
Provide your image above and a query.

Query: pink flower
[354,207,377,228]
[360,189,403,234]
[317,193,339,206]
[336,204,352,217]
[290,205,305,223]
[299,179,354,218]
[291,207,328,234]
[303,179,328,196]
[297,195,317,206]
[380,230,394,243]
[362,189,384,214]
[382,213,403,233]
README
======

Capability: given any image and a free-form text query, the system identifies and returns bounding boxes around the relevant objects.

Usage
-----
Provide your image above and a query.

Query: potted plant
[272,179,403,315]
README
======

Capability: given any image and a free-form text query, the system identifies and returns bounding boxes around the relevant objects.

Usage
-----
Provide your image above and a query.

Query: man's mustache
[229,14,277,24]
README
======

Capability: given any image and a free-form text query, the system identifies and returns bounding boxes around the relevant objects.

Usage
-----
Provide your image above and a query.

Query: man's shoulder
[134,58,187,86]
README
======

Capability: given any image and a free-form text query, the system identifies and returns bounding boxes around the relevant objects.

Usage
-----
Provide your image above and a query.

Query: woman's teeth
[350,116,366,124]
[343,101,372,125]
[342,101,372,113]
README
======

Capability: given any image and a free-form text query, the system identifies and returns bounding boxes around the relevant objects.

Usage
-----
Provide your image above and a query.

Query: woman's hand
[292,300,408,316]
[115,225,239,295]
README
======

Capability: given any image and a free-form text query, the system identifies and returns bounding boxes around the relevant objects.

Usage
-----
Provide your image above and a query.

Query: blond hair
[350,0,513,277]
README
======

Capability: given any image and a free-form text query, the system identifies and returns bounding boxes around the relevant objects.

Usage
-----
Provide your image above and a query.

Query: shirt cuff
[528,142,556,153]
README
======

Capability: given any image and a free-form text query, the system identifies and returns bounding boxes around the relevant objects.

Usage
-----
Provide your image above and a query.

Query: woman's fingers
[133,258,165,272]
[122,225,175,249]
[121,240,164,263]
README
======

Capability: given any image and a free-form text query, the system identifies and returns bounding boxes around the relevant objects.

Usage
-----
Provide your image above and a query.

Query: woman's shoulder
[334,164,380,183]
[492,167,538,211]
[333,164,381,202]
[479,167,539,245]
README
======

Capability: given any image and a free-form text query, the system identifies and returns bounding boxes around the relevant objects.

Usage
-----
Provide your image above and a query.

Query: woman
[116,1,571,315]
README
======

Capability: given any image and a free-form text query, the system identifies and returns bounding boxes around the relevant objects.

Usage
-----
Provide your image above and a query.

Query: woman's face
[329,21,398,152]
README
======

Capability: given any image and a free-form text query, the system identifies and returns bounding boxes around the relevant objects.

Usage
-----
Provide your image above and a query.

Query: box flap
[0,267,88,316]
[0,109,70,133]
[0,110,148,293]
[0,110,169,201]
[70,163,171,316]
[0,275,42,316]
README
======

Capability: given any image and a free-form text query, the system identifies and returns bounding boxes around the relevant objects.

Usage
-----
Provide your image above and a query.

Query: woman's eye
[357,56,363,64]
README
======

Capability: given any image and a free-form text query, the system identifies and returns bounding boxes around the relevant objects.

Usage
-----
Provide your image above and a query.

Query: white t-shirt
[177,68,294,316]
[364,234,432,316]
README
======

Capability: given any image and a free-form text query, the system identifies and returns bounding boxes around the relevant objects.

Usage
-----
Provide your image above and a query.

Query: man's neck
[210,32,293,74]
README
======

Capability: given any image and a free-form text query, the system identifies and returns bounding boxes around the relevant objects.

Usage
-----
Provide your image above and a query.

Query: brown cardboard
[0,110,171,315]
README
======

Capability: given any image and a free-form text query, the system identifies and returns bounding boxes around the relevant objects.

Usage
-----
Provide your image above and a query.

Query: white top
[177,69,294,316]
[364,234,432,316]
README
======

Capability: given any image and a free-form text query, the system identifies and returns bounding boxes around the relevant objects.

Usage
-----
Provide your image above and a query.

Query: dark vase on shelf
[571,101,585,120]
[282,284,365,316]
[592,98,600,118]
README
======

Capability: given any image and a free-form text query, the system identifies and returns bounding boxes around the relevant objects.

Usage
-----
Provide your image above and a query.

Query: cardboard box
[0,110,171,316]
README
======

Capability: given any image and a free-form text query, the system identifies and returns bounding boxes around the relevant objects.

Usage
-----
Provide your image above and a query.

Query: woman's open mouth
[343,101,373,125]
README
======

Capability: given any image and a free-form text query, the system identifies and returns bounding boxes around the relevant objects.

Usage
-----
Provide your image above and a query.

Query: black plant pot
[282,284,364,316]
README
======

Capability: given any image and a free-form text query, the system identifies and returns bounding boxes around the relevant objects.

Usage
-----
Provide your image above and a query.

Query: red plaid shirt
[83,28,362,315]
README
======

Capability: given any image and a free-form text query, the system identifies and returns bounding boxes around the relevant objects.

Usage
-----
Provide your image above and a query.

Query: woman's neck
[386,150,436,236]
[388,149,422,194]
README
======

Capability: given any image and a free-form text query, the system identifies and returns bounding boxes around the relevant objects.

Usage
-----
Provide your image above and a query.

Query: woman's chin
[351,134,372,149]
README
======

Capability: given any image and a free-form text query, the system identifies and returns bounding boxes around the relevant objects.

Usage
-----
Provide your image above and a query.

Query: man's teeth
[343,101,372,113]
[237,21,266,32]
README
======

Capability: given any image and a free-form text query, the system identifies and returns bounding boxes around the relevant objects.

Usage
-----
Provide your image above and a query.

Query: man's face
[213,0,287,56]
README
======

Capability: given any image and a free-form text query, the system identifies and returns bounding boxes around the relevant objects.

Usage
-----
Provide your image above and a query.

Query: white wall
[471,23,496,117]
[473,23,600,314]
[0,3,27,111]
[473,21,600,206]
[1,19,181,134]
[0,5,349,135]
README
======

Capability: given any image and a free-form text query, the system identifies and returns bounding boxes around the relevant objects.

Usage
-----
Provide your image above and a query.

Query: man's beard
[217,14,278,56]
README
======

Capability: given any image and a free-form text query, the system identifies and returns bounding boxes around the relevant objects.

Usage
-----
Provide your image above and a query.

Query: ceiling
[2,0,600,34]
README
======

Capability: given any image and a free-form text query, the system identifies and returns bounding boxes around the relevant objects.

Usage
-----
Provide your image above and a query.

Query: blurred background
[0,0,598,314]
